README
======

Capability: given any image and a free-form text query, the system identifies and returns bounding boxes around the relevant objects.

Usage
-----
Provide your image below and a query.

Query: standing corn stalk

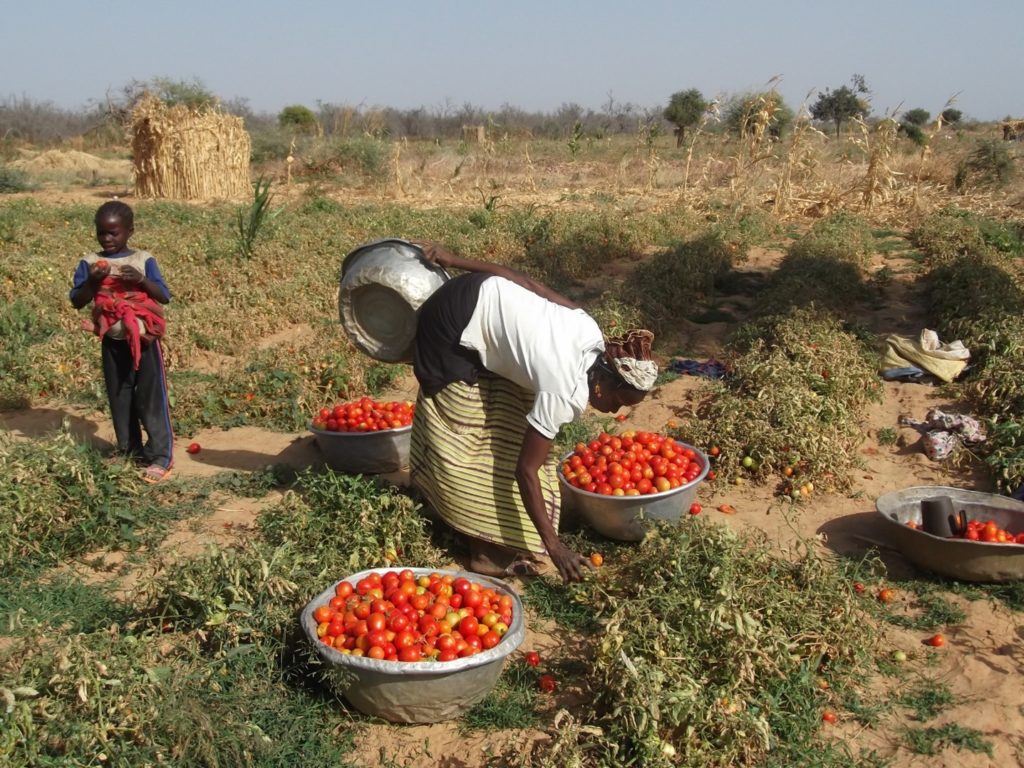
[680,99,719,205]
[856,116,899,211]
[773,104,826,217]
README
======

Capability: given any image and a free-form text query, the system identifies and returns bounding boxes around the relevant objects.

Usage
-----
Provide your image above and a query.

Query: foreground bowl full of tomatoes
[301,567,526,723]
[558,430,709,541]
[876,485,1024,582]
[310,397,415,474]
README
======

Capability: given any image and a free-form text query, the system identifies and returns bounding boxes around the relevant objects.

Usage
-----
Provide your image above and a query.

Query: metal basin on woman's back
[339,239,450,363]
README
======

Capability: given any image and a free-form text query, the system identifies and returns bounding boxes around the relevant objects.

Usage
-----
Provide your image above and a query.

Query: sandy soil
[1,198,1021,767]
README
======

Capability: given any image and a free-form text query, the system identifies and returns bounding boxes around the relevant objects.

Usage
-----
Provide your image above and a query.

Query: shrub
[302,136,389,182]
[683,306,882,492]
[788,212,874,269]
[954,139,1015,191]
[911,207,1023,266]
[624,233,735,331]
[0,164,30,193]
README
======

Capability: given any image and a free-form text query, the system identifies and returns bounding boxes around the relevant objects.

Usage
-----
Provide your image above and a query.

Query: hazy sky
[4,1,1021,121]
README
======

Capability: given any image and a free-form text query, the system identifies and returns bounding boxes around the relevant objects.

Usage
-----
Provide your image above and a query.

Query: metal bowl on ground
[300,567,526,724]
[558,443,710,542]
[339,238,451,363]
[875,486,1024,582]
[310,423,411,474]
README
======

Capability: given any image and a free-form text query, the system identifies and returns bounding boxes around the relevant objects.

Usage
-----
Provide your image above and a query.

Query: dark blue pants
[101,337,174,469]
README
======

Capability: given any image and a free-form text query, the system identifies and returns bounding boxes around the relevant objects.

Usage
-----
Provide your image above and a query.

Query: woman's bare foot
[468,538,543,578]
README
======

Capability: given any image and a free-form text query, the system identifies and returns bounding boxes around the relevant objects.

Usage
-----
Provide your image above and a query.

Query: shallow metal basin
[301,568,525,723]
[559,443,709,541]
[310,423,411,474]
[875,485,1024,582]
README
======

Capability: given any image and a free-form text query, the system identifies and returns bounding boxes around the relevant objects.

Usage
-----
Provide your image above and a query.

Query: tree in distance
[810,75,871,137]
[940,108,962,126]
[664,89,707,146]
[902,108,931,127]
[279,105,319,135]
[723,91,794,140]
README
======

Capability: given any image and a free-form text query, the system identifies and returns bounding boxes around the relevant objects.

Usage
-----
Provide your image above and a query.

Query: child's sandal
[142,465,173,484]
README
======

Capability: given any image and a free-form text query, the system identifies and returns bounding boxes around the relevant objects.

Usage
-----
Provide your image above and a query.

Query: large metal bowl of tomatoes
[558,431,709,541]
[310,397,415,474]
[876,485,1024,582]
[301,567,525,723]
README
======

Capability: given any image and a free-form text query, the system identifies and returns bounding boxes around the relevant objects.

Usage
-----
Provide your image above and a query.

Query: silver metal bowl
[559,443,709,541]
[875,486,1024,582]
[301,567,525,723]
[310,423,411,474]
[339,238,450,363]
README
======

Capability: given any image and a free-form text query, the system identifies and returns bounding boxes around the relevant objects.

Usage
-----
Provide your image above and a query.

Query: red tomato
[186,442,201,454]
[689,503,702,515]
[481,630,501,649]
[313,605,334,624]
[398,645,423,662]
[524,651,541,667]
[538,674,557,693]
[925,633,945,648]
[822,710,837,724]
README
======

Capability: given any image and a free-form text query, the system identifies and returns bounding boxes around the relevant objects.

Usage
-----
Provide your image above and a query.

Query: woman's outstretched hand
[548,542,594,584]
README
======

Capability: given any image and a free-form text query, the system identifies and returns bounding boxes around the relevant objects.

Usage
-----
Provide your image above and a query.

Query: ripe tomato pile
[957,518,1024,544]
[311,397,415,433]
[904,517,1024,543]
[560,431,703,496]
[313,570,514,662]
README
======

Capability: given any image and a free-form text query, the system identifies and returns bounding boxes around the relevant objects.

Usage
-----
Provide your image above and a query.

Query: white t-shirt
[459,276,605,439]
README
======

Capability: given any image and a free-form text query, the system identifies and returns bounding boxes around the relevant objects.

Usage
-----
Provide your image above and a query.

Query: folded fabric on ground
[669,358,728,380]
[899,408,987,460]
[882,329,969,383]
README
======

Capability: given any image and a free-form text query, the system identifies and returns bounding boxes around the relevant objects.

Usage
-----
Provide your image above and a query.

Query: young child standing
[70,201,174,483]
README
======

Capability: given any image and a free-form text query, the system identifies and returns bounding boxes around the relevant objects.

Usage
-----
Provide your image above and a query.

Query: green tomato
[741,456,755,469]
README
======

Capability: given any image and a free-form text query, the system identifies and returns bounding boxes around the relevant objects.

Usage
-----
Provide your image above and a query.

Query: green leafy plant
[235,175,275,259]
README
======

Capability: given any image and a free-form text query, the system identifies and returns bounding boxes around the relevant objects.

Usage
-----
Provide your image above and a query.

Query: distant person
[69,201,174,483]
[410,242,658,583]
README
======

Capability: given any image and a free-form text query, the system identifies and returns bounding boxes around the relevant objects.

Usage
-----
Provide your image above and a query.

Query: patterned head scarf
[603,329,658,391]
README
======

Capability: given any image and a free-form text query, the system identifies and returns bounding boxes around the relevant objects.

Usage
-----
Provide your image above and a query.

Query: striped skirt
[410,375,561,555]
